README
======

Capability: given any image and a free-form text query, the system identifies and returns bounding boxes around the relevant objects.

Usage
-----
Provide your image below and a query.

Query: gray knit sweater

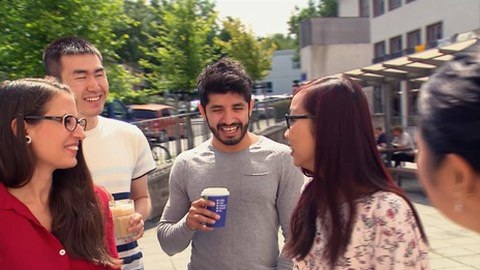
[157,136,304,270]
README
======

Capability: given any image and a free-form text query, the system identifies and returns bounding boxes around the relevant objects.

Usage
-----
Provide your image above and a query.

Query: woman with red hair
[284,75,429,269]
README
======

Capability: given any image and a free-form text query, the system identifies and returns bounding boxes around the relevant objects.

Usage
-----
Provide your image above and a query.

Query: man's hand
[128,212,145,241]
[185,198,220,231]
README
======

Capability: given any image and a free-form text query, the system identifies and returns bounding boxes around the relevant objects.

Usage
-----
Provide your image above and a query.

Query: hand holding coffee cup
[128,212,145,241]
[201,187,230,228]
[186,198,220,231]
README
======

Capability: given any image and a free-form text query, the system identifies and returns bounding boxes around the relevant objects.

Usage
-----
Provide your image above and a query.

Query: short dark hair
[0,78,113,264]
[196,58,252,108]
[43,36,102,79]
[419,45,480,171]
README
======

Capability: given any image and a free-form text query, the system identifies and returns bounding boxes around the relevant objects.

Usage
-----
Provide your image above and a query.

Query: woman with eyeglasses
[416,46,480,233]
[0,78,120,269]
[283,75,429,269]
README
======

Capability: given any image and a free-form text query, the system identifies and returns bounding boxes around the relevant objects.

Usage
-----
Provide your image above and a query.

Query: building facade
[257,49,302,95]
[301,0,480,129]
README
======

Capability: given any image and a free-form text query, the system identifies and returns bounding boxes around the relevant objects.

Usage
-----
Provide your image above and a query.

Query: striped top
[83,116,156,270]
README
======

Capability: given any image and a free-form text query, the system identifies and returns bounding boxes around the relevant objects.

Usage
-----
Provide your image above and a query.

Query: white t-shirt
[83,116,156,270]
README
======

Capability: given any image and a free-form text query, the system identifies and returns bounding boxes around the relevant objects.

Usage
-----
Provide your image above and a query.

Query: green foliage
[140,0,217,95]
[0,0,290,102]
[115,0,159,69]
[267,33,296,50]
[106,63,142,100]
[0,0,139,97]
[216,18,276,82]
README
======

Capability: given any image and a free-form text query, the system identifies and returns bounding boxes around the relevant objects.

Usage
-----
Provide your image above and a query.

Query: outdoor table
[378,147,413,167]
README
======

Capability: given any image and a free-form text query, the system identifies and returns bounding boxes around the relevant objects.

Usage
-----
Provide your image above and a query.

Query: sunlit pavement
[139,167,480,270]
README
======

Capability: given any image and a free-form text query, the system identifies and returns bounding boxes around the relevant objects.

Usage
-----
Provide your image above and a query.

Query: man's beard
[206,118,250,146]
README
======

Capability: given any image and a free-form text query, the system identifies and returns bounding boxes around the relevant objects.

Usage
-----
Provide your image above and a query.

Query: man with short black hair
[157,58,304,270]
[44,36,156,270]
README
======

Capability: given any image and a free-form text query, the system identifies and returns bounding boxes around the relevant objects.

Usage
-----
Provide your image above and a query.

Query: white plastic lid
[201,187,230,196]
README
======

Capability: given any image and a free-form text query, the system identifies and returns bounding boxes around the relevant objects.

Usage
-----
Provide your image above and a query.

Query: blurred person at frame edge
[0,78,120,269]
[417,45,480,233]
[283,75,429,269]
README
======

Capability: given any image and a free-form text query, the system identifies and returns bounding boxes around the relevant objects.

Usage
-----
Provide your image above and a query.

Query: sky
[215,0,308,37]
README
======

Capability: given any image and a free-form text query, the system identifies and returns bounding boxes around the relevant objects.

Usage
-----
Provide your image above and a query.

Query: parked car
[101,99,135,122]
[129,103,185,142]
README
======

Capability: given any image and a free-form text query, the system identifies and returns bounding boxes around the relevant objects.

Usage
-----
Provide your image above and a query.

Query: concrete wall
[147,163,173,221]
[300,17,371,80]
[301,43,372,79]
[338,0,359,17]
[301,17,370,47]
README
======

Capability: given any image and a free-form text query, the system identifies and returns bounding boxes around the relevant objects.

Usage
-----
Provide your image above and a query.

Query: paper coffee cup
[109,199,135,242]
[201,187,230,228]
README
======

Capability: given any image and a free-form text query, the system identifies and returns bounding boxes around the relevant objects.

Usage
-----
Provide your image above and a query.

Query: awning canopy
[342,38,480,86]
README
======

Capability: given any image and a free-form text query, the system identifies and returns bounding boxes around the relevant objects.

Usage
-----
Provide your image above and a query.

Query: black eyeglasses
[285,114,315,129]
[24,114,87,132]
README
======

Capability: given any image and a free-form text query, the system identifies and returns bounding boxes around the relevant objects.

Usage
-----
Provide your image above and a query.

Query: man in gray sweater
[157,58,304,270]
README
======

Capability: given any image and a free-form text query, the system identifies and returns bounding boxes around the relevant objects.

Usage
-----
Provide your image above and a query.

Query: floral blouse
[294,191,430,270]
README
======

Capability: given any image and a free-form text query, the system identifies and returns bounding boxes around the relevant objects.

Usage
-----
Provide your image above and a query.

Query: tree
[140,0,217,150]
[114,0,158,70]
[140,0,216,95]
[216,18,276,82]
[267,33,296,50]
[287,0,338,60]
[0,0,138,98]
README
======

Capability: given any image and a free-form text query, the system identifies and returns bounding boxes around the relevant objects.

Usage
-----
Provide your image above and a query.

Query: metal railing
[132,96,292,165]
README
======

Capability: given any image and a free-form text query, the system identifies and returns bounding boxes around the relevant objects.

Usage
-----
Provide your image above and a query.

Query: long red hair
[284,75,427,266]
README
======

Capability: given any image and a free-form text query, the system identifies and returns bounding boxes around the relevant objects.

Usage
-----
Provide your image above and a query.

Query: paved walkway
[139,179,480,269]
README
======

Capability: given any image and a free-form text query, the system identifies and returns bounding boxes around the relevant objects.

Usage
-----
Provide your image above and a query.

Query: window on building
[373,86,384,114]
[373,41,386,63]
[389,35,402,56]
[373,0,384,17]
[427,22,443,48]
[264,82,273,93]
[388,0,401,10]
[359,0,370,17]
[407,29,421,50]
[406,0,416,3]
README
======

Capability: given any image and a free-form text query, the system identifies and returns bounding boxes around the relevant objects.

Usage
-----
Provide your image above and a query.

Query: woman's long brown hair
[284,75,427,267]
[0,79,115,266]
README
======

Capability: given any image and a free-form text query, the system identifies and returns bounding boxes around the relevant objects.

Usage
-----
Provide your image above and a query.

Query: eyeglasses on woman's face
[284,113,315,129]
[24,114,87,132]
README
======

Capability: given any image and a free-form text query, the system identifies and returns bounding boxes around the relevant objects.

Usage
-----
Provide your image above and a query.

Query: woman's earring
[25,135,32,145]
[454,174,464,212]
[454,192,464,212]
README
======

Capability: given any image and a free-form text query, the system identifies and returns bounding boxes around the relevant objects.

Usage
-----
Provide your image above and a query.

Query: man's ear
[199,104,206,119]
[249,99,254,117]
[44,75,59,83]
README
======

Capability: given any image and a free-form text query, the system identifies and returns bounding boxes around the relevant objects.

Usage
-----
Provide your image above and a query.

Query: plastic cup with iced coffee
[109,199,135,243]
